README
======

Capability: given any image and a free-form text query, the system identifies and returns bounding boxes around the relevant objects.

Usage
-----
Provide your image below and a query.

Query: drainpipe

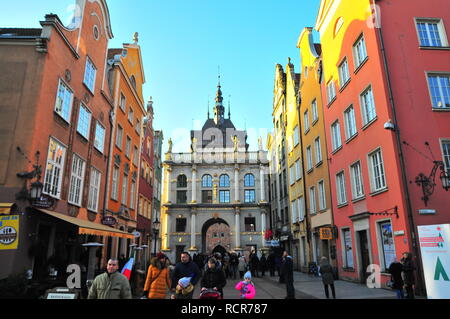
[375,7,426,296]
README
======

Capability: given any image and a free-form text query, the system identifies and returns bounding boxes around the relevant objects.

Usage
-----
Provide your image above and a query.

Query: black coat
[401,258,416,286]
[281,256,294,283]
[201,267,227,295]
[388,261,404,290]
[171,261,201,289]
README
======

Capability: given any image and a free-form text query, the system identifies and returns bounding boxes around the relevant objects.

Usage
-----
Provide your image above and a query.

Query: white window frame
[297,196,305,221]
[415,18,449,47]
[290,165,295,185]
[339,58,351,88]
[291,200,297,224]
[116,125,123,149]
[94,121,105,153]
[311,99,318,123]
[121,172,129,206]
[54,79,74,123]
[344,105,357,140]
[304,110,310,133]
[353,34,368,69]
[133,145,139,167]
[441,139,450,173]
[120,92,126,112]
[130,178,136,210]
[111,165,119,201]
[327,80,336,104]
[318,180,326,211]
[83,56,97,93]
[306,146,313,171]
[309,186,317,215]
[43,138,67,199]
[336,171,347,205]
[331,120,342,151]
[87,167,101,212]
[314,136,322,165]
[341,228,354,269]
[294,125,300,146]
[68,154,85,206]
[77,103,92,140]
[295,160,302,180]
[360,85,377,126]
[368,148,387,193]
[426,73,450,109]
[350,160,365,200]
[128,107,134,124]
[125,136,131,158]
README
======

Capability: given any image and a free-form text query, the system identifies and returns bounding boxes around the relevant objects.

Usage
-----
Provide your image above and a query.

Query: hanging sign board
[320,227,333,240]
[417,224,450,299]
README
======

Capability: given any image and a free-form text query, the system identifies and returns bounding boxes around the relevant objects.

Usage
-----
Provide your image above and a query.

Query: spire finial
[133,32,139,44]
[228,95,231,119]
[207,95,210,119]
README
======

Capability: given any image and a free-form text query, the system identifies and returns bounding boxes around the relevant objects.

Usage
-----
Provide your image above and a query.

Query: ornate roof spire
[213,73,225,125]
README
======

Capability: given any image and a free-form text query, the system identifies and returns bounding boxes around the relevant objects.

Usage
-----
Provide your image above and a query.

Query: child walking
[235,271,256,299]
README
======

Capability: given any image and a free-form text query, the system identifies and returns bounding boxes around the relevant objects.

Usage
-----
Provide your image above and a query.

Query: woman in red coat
[143,253,171,299]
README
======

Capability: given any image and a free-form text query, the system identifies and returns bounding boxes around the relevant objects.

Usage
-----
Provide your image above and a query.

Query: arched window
[219,174,230,187]
[244,174,255,187]
[202,174,212,188]
[177,174,187,188]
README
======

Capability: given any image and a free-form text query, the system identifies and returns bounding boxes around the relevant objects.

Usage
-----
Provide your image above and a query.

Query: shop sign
[280,235,289,241]
[133,231,141,238]
[265,240,280,247]
[320,227,333,240]
[31,195,56,209]
[101,216,117,226]
[418,224,450,299]
[0,215,19,250]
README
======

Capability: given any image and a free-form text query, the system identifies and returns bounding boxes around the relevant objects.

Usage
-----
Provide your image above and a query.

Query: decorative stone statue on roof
[168,138,173,153]
[258,136,263,151]
[232,135,239,152]
[191,137,197,153]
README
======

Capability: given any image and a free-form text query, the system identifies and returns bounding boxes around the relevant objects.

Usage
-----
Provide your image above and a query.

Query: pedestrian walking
[250,252,259,278]
[171,252,201,299]
[235,271,256,299]
[267,252,276,277]
[275,254,283,283]
[401,252,416,299]
[280,251,295,299]
[142,252,171,299]
[88,259,132,299]
[319,257,336,299]
[259,253,267,277]
[201,257,227,298]
[388,258,404,299]
[238,254,247,278]
[230,252,239,279]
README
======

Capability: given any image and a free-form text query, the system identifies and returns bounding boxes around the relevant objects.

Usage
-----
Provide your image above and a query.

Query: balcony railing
[167,151,268,164]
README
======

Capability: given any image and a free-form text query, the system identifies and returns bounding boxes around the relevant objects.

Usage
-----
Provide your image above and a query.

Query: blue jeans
[395,289,404,299]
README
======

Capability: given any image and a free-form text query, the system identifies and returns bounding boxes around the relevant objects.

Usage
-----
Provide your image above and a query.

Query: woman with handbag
[143,252,171,299]
[388,258,404,299]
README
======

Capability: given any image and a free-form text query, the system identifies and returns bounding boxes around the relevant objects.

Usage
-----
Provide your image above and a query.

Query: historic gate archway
[201,218,231,255]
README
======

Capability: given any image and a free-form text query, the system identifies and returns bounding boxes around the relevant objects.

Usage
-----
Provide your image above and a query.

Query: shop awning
[0,203,14,215]
[37,209,134,239]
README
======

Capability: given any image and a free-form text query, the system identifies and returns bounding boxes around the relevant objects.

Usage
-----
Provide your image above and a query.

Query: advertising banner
[417,224,450,299]
[0,215,19,250]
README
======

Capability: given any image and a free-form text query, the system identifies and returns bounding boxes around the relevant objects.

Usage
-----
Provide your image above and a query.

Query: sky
[2,0,322,153]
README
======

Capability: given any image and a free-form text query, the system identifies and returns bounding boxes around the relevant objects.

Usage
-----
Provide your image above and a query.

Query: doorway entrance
[202,218,231,254]
[357,230,371,283]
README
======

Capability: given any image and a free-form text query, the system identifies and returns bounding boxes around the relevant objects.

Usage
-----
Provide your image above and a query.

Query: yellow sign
[0,215,19,250]
[320,227,333,240]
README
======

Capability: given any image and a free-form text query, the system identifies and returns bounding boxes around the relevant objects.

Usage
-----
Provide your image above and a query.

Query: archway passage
[212,245,227,257]
[201,218,231,255]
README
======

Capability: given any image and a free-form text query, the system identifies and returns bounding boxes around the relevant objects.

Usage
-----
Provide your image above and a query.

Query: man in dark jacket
[201,257,227,297]
[267,252,276,277]
[401,252,415,299]
[250,252,259,278]
[280,251,295,299]
[388,258,404,299]
[171,252,201,299]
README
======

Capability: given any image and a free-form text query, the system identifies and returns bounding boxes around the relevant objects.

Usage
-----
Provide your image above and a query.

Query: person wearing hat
[176,277,194,298]
[171,252,201,299]
[235,271,256,299]
[143,252,171,299]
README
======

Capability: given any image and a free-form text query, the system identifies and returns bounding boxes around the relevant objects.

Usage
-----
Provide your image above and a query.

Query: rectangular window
[427,74,450,109]
[344,105,357,140]
[331,120,342,151]
[120,93,126,112]
[116,125,123,149]
[94,122,105,153]
[416,19,448,47]
[293,125,299,146]
[303,110,310,133]
[87,167,101,212]
[130,179,136,210]
[68,155,85,206]
[291,200,297,224]
[368,148,387,192]
[135,119,141,135]
[219,190,230,203]
[312,99,318,123]
[353,35,368,68]
[339,58,351,87]
[177,190,187,204]
[306,146,313,171]
[309,186,316,215]
[83,57,97,93]
[442,140,450,173]
[350,161,365,199]
[327,80,336,104]
[121,173,128,206]
[318,180,326,211]
[378,221,396,271]
[176,218,187,232]
[202,190,213,203]
[111,165,119,201]
[289,165,295,185]
[295,160,302,180]
[314,137,322,164]
[133,145,139,167]
[360,86,377,125]
[244,190,255,203]
[336,171,347,205]
[77,103,91,139]
[342,228,354,268]
[43,138,66,199]
[297,196,305,221]
[128,108,134,124]
[54,80,73,122]
[245,217,256,232]
[125,136,131,158]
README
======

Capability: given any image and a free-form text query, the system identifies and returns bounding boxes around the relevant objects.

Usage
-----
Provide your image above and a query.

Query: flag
[121,257,134,280]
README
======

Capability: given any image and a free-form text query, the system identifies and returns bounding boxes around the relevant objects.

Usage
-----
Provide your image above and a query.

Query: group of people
[388,252,416,299]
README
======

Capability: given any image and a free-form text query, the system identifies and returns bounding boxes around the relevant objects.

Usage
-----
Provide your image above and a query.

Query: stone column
[166,167,173,204]
[190,211,197,250]
[191,166,197,203]
[235,207,241,250]
[234,164,240,202]
[261,209,267,248]
[260,164,266,202]
[163,211,171,250]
